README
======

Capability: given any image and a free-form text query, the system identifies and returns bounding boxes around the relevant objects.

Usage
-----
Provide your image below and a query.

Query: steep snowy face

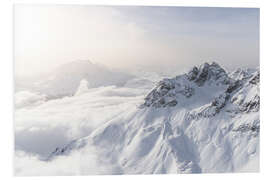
[230,70,260,113]
[47,62,259,175]
[229,67,258,82]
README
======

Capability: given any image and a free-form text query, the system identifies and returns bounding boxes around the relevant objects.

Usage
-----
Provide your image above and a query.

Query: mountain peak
[187,62,228,86]
[46,61,260,174]
[65,59,94,66]
[141,62,232,108]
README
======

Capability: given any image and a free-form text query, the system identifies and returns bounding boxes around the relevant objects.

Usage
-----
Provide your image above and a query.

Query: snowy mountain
[47,62,260,174]
[15,60,134,99]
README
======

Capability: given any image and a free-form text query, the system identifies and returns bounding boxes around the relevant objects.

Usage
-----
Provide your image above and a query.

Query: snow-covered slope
[46,62,260,174]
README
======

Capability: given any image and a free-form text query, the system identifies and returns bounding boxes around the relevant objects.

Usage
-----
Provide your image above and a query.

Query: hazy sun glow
[14,5,259,77]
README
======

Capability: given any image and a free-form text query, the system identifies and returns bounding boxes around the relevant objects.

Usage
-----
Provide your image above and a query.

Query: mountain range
[47,62,260,174]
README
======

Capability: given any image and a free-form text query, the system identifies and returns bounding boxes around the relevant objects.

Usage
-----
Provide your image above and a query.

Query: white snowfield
[14,62,259,175]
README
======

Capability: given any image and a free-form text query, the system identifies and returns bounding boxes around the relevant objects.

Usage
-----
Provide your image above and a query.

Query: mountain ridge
[47,62,260,174]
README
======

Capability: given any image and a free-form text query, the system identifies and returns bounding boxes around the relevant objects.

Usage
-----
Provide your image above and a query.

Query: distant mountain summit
[48,62,260,174]
[17,60,134,99]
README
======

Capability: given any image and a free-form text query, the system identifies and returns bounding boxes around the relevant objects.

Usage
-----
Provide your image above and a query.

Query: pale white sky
[14,5,259,77]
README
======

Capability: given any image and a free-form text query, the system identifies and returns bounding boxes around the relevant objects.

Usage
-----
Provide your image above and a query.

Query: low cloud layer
[15,91,47,109]
[14,64,260,175]
[15,80,149,159]
[14,147,122,176]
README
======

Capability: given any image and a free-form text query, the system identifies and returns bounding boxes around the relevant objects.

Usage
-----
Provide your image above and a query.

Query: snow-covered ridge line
[141,62,259,110]
[48,62,260,174]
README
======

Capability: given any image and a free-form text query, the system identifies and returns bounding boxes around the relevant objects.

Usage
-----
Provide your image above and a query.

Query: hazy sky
[14,5,259,76]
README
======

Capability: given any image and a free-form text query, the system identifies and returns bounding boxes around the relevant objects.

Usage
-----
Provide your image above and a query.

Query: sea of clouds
[14,77,154,176]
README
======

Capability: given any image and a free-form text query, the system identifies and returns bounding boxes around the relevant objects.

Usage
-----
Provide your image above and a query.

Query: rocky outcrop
[47,62,260,174]
[47,138,87,160]
[189,62,230,86]
[141,78,194,108]
[141,62,232,108]
[186,93,230,120]
[249,71,260,85]
[233,122,260,136]
[239,94,260,113]
[141,62,260,118]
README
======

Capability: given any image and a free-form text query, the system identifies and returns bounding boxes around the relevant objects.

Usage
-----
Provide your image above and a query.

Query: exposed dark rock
[186,62,231,86]
[186,93,230,120]
[194,63,210,86]
[47,139,87,160]
[233,123,260,134]
[141,62,259,112]
[141,76,196,108]
[176,86,194,98]
[187,67,199,81]
[211,93,230,109]
[249,72,260,85]
[240,95,260,113]
[226,80,241,93]
[166,100,178,107]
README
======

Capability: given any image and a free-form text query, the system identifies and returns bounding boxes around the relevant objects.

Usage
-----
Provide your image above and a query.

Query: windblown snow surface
[14,62,259,176]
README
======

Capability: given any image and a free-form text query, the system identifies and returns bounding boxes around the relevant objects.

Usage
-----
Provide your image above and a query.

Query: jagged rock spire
[141,62,232,108]
[187,62,229,86]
